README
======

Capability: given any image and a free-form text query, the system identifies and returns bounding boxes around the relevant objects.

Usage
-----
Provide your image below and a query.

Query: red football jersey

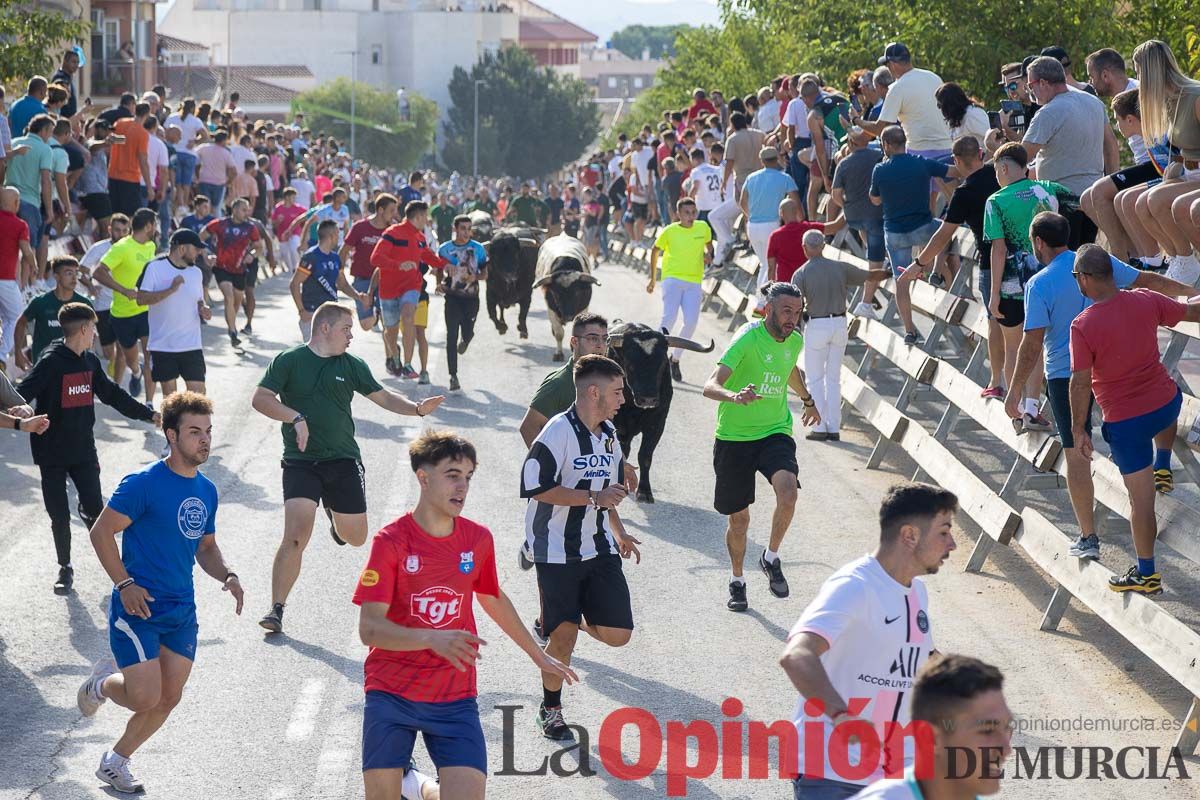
[352,513,500,703]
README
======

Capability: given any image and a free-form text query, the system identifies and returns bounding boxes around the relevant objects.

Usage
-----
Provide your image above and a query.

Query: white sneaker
[852,302,878,319]
[96,751,144,794]
[77,657,117,717]
[402,767,436,800]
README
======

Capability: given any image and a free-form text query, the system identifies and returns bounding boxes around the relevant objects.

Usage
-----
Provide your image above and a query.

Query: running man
[355,431,576,800]
[17,303,158,594]
[94,208,158,401]
[520,355,643,740]
[79,213,130,378]
[342,193,397,331]
[136,230,211,398]
[780,482,958,798]
[77,391,242,795]
[437,214,488,391]
[251,302,444,633]
[848,655,1012,799]
[702,282,820,612]
[199,198,266,347]
[369,201,447,379]
[291,219,367,340]
[647,197,713,382]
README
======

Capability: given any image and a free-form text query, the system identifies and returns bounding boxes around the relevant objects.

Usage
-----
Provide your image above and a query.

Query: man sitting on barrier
[1004,213,1193,563]
[1068,244,1200,594]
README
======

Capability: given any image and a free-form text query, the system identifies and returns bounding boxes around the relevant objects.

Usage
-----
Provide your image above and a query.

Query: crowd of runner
[1,33,1198,800]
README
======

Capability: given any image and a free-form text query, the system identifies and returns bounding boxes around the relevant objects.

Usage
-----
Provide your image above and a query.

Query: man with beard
[703,282,821,612]
[77,391,243,795]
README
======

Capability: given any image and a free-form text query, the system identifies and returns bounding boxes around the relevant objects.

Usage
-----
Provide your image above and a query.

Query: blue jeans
[884,219,941,276]
[174,150,197,186]
[18,201,43,249]
[197,182,225,211]
[792,777,863,800]
[788,144,811,216]
[846,216,885,263]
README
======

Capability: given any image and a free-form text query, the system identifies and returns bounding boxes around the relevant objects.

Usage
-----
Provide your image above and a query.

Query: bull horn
[531,275,552,288]
[665,336,716,353]
[578,274,601,285]
[518,238,538,247]
[607,334,624,348]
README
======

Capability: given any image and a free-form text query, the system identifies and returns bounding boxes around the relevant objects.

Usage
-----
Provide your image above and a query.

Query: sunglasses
[1004,81,1020,92]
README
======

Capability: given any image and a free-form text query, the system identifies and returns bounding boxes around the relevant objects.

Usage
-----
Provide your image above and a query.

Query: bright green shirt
[101,237,157,318]
[982,178,1074,299]
[715,321,804,442]
[654,221,712,284]
[258,344,384,462]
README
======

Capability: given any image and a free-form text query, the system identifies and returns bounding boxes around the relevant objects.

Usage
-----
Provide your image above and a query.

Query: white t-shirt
[687,163,725,211]
[783,96,809,132]
[291,178,316,209]
[1121,77,1148,163]
[757,98,781,133]
[947,105,991,148]
[607,154,623,183]
[631,148,654,194]
[789,555,935,786]
[80,239,114,312]
[878,68,953,151]
[138,256,205,352]
[165,113,206,153]
[144,135,169,190]
[229,143,255,175]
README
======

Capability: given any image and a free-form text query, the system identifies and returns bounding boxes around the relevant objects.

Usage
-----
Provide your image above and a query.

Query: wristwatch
[291,413,305,425]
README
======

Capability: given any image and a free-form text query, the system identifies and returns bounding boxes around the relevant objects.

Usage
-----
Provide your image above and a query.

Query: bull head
[608,334,714,353]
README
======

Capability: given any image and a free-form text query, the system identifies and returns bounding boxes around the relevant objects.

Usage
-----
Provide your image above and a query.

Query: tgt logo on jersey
[411,586,464,628]
[176,497,209,539]
[459,551,475,575]
[573,453,615,479]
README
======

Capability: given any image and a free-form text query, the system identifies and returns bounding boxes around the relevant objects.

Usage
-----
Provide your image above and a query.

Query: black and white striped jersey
[520,405,624,564]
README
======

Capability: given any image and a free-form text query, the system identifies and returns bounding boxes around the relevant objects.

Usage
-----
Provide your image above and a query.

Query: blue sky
[533,0,720,43]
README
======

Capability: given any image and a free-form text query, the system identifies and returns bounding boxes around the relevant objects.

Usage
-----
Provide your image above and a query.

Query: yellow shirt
[654,221,712,284]
[102,236,157,318]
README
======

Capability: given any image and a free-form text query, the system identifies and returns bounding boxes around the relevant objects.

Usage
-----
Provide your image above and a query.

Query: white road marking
[285,678,327,741]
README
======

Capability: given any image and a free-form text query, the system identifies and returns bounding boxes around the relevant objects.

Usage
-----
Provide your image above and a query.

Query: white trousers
[0,280,23,363]
[747,220,778,290]
[279,235,301,272]
[708,198,740,262]
[660,277,702,360]
[802,315,849,433]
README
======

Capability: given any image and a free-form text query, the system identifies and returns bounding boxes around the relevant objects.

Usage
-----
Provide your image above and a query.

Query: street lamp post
[473,79,485,179]
[335,50,359,158]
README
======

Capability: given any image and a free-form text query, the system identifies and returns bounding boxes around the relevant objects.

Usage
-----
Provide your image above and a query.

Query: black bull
[607,323,715,503]
[483,229,540,337]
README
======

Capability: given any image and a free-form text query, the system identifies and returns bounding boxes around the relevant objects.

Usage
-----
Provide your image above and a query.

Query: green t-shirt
[23,290,92,362]
[466,198,498,216]
[431,203,458,242]
[529,359,576,419]
[6,134,54,207]
[101,236,157,318]
[654,221,712,284]
[258,344,384,462]
[982,178,1075,299]
[508,195,547,226]
[715,321,804,442]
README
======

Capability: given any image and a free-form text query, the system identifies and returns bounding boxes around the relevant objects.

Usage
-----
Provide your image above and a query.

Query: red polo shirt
[0,210,30,281]
[768,220,825,283]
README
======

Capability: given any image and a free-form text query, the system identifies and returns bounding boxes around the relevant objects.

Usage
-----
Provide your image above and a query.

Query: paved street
[2,260,1197,799]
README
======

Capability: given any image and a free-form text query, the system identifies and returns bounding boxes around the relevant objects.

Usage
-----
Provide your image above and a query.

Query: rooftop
[518,17,596,44]
[164,66,304,106]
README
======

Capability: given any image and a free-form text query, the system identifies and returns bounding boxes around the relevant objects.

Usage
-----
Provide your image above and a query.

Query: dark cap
[1040,46,1071,67]
[878,42,912,65]
[1020,55,1037,77]
[169,229,204,249]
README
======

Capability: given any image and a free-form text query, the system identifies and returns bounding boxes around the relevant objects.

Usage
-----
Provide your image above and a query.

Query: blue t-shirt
[742,168,799,223]
[181,213,217,252]
[298,244,342,311]
[306,203,351,246]
[8,95,46,137]
[438,238,488,294]
[398,185,423,209]
[1023,250,1139,380]
[108,460,218,603]
[869,153,951,233]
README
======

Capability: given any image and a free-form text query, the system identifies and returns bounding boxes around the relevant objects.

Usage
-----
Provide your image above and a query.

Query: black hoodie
[16,341,154,466]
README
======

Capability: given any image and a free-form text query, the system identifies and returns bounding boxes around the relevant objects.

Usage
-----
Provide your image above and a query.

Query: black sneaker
[727,580,748,612]
[457,336,471,355]
[241,323,253,335]
[517,542,534,571]
[670,359,682,382]
[532,617,547,645]
[325,506,346,546]
[537,703,573,741]
[54,565,74,594]
[903,330,923,347]
[449,375,461,392]
[259,603,285,633]
[1108,565,1162,595]
[759,552,790,598]
[229,330,241,347]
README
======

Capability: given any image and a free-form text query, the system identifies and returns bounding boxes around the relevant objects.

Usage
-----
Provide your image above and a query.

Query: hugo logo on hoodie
[61,371,93,408]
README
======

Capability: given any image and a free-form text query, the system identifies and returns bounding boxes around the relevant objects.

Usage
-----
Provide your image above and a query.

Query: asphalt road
[2,258,1197,799]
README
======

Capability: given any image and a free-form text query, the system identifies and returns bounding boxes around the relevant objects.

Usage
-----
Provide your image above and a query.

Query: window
[607,76,617,88]
[633,76,643,88]
[104,18,120,58]
[371,45,382,65]
[135,20,152,59]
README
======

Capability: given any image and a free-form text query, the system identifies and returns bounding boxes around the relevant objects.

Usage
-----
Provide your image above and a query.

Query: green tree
[610,24,691,60]
[441,46,599,179]
[292,78,436,171]
[0,1,91,86]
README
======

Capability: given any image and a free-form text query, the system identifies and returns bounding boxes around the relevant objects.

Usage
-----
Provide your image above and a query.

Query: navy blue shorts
[362,691,486,774]
[1101,388,1182,475]
[109,595,198,668]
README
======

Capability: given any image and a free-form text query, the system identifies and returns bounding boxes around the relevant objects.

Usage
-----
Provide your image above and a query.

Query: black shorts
[150,349,206,383]
[212,267,246,291]
[281,457,367,514]
[995,297,1025,328]
[109,312,149,349]
[81,192,112,221]
[535,555,634,636]
[96,309,116,347]
[1045,377,1092,449]
[1109,161,1160,191]
[244,258,259,288]
[629,202,649,221]
[712,433,800,516]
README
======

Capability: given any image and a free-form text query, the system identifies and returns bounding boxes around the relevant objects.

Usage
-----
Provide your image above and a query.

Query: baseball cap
[1020,55,1037,77]
[759,146,779,161]
[877,42,911,66]
[1041,46,1071,66]
[169,229,204,249]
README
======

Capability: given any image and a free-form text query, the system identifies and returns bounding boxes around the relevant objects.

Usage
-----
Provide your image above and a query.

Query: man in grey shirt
[829,128,885,316]
[791,230,889,441]
[1023,55,1118,247]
